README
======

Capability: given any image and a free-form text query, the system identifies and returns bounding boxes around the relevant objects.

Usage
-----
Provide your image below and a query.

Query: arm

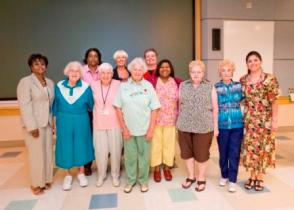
[211,86,219,137]
[145,109,159,141]
[17,78,39,138]
[115,108,130,140]
[271,100,278,132]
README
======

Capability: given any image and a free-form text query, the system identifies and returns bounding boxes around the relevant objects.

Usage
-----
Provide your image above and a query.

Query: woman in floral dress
[240,51,279,191]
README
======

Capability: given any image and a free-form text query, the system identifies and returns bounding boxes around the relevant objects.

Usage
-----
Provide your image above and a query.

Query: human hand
[122,128,131,140]
[30,129,39,138]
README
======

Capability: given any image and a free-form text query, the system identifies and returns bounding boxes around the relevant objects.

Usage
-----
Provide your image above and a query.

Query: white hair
[63,61,83,76]
[98,62,113,73]
[128,57,147,73]
[113,50,128,60]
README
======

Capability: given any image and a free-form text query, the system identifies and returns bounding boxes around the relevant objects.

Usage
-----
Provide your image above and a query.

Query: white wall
[223,20,274,80]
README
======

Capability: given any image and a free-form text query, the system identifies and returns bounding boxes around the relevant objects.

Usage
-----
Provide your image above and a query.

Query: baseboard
[0,140,25,148]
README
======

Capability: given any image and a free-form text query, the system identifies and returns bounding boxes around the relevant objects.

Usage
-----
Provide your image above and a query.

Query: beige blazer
[17,73,54,132]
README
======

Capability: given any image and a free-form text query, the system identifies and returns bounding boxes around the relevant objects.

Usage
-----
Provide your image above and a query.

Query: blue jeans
[217,128,244,183]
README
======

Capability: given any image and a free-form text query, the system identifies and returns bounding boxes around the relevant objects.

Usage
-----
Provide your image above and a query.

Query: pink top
[91,79,121,130]
[155,77,179,126]
[82,65,99,84]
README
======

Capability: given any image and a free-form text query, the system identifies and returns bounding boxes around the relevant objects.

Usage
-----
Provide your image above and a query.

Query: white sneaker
[140,184,149,193]
[62,175,73,191]
[77,173,88,187]
[96,177,105,188]
[228,182,237,193]
[219,177,228,186]
[112,178,120,187]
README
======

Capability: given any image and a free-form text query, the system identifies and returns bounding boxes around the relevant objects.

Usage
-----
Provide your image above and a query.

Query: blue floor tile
[89,193,117,209]
[168,188,197,202]
[5,199,37,210]
[238,181,270,194]
[0,151,21,158]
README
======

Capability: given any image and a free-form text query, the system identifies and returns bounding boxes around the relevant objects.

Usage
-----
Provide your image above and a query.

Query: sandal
[195,180,206,192]
[254,180,264,191]
[30,186,44,195]
[244,178,255,190]
[43,183,52,190]
[181,178,196,189]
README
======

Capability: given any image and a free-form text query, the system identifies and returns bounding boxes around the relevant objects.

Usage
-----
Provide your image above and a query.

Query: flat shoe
[31,186,44,195]
[195,180,206,192]
[182,178,196,189]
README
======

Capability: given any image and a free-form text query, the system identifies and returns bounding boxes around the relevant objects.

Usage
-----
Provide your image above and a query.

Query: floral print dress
[240,73,279,173]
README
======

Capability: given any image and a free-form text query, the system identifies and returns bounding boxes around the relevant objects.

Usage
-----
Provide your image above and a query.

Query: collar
[84,64,99,73]
[62,78,82,89]
[128,78,144,85]
[220,79,234,86]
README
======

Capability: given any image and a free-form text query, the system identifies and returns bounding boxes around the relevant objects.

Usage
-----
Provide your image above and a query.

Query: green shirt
[113,78,161,136]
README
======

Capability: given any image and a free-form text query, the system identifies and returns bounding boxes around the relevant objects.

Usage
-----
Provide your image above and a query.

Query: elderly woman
[91,63,122,187]
[150,59,182,182]
[53,61,94,191]
[82,47,102,175]
[17,53,54,195]
[112,50,130,81]
[143,48,158,83]
[114,57,161,193]
[176,60,218,192]
[240,51,279,191]
[215,60,243,193]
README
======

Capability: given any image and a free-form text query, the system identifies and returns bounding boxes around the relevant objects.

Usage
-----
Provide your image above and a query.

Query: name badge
[99,107,110,115]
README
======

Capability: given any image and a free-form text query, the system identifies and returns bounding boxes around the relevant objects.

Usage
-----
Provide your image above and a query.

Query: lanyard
[100,81,111,107]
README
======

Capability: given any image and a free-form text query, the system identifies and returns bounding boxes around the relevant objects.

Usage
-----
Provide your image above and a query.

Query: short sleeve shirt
[113,78,161,136]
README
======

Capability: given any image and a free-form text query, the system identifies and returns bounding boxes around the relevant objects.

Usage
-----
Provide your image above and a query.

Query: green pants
[124,136,151,185]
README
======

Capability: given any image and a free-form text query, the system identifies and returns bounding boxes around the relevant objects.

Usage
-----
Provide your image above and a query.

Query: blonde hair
[63,61,83,76]
[189,60,206,73]
[128,57,147,73]
[113,50,128,60]
[218,59,235,77]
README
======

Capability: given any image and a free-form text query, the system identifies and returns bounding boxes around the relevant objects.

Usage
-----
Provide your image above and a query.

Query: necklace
[100,81,112,108]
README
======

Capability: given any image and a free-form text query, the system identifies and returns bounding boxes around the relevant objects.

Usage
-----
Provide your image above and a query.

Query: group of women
[17,48,279,195]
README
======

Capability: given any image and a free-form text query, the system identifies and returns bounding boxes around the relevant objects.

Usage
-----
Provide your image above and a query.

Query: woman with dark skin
[17,54,54,195]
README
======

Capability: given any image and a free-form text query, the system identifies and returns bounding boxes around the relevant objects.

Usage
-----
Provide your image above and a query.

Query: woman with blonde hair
[177,60,218,192]
[215,59,243,193]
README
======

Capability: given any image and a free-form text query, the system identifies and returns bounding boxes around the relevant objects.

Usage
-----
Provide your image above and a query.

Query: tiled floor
[0,131,294,210]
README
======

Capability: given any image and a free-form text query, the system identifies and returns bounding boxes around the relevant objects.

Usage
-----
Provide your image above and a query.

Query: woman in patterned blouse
[176,60,218,192]
[240,51,279,191]
[215,59,243,193]
[150,59,182,182]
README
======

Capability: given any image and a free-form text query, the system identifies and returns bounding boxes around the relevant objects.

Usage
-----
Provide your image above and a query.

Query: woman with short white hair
[177,60,218,192]
[114,57,161,193]
[91,63,123,187]
[112,50,130,81]
[53,61,94,191]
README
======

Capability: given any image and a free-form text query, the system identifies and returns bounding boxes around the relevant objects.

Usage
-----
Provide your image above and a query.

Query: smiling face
[145,51,157,67]
[68,67,81,84]
[189,65,205,84]
[116,55,127,67]
[219,65,234,83]
[159,62,171,79]
[30,59,46,76]
[246,54,262,74]
[131,67,144,82]
[100,70,113,85]
[86,50,99,67]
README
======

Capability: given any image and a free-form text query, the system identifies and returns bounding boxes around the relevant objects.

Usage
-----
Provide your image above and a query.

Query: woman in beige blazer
[17,53,54,195]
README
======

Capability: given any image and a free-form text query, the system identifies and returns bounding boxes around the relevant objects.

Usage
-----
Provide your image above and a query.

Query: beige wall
[201,0,294,95]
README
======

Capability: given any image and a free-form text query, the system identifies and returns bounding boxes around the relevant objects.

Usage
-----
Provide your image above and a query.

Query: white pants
[25,124,53,187]
[93,128,123,179]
